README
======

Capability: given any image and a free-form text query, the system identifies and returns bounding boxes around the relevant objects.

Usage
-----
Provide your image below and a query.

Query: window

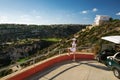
[115,53,120,59]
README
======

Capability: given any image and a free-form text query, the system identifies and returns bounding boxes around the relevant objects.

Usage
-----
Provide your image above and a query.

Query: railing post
[59,49,61,56]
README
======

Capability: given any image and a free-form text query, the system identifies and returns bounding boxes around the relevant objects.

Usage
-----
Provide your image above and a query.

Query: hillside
[0,24,87,67]
[77,20,120,46]
[39,20,120,55]
[0,24,87,42]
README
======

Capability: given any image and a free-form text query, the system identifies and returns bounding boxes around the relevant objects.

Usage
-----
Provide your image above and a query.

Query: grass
[41,38,62,42]
[17,58,29,63]
[5,38,61,45]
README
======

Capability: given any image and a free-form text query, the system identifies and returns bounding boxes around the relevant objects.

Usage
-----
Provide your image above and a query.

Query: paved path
[26,60,119,80]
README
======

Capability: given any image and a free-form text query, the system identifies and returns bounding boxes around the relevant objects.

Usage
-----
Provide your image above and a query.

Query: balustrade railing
[0,46,93,78]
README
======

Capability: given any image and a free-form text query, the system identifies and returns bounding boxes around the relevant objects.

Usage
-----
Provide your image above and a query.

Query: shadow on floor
[26,60,110,80]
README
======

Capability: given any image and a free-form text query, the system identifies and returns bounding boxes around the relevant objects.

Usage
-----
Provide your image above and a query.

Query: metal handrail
[0,46,93,77]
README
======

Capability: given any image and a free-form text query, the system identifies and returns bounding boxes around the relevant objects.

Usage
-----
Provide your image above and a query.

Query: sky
[0,0,120,25]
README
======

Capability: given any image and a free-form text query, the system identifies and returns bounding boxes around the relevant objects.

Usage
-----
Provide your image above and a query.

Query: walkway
[26,60,119,80]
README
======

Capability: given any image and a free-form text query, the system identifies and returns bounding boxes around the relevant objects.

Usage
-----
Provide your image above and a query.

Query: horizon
[0,23,91,25]
[0,0,120,25]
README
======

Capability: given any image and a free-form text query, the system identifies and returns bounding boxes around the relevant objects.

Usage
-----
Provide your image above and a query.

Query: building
[94,15,110,26]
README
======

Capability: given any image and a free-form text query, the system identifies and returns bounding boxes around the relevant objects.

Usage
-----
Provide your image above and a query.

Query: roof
[101,36,120,44]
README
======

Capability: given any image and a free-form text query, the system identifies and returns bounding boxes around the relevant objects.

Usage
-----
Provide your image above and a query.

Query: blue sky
[0,0,120,24]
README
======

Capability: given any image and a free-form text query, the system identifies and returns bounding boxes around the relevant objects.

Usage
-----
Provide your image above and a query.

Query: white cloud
[81,10,88,14]
[0,16,8,22]
[35,16,42,19]
[20,15,30,19]
[116,12,120,15]
[92,8,98,12]
[80,8,98,14]
[20,15,32,22]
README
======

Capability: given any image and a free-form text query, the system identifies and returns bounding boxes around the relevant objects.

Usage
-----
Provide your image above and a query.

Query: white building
[94,15,110,26]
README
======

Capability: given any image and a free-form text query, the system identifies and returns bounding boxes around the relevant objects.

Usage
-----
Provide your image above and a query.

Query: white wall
[94,15,110,25]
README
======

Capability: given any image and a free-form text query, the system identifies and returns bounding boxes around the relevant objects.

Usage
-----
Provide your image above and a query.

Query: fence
[0,46,93,78]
